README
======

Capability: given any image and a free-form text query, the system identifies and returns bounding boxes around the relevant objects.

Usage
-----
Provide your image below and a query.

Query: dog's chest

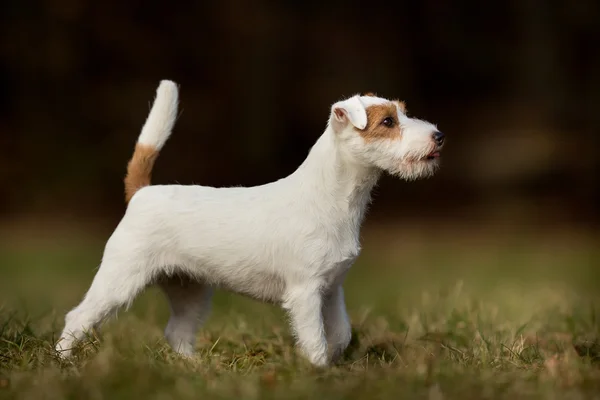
[307,225,361,286]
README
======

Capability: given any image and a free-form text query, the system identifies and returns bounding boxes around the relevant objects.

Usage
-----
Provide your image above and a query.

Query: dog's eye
[381,117,395,127]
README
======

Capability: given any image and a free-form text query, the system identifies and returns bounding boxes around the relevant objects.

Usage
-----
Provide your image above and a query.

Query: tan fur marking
[363,92,376,97]
[124,144,159,203]
[359,103,402,142]
[393,100,407,114]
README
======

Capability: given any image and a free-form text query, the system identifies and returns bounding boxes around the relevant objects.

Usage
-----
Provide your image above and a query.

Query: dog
[56,80,444,366]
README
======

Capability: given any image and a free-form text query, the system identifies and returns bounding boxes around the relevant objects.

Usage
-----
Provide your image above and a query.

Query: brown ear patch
[362,92,376,97]
[358,103,402,142]
[393,100,407,114]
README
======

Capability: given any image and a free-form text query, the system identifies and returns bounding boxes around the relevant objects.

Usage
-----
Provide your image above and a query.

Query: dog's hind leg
[55,243,156,358]
[159,275,213,356]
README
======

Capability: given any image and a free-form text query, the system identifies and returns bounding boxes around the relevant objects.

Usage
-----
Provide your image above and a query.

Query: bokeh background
[0,1,599,309]
[2,0,599,227]
[1,3,600,397]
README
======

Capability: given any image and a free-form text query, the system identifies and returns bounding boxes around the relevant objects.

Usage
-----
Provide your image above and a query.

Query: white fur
[56,82,443,366]
[137,80,179,150]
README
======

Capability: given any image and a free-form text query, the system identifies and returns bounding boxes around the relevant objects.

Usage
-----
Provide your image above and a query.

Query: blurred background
[1,0,599,228]
[1,5,600,396]
[0,0,599,298]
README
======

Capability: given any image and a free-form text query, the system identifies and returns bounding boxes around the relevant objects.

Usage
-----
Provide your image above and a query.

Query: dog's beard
[389,157,440,181]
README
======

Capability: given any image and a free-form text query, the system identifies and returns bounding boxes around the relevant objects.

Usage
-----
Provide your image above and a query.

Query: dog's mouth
[425,151,441,161]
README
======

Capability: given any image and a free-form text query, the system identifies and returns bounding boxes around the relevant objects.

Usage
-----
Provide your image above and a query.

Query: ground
[1,221,599,399]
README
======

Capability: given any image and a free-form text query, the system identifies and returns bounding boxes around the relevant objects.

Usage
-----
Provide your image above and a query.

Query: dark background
[1,0,599,231]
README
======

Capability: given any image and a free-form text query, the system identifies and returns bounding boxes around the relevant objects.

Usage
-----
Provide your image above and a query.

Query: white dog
[56,80,444,366]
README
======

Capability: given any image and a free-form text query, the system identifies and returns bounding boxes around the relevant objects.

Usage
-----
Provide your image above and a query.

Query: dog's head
[329,93,444,180]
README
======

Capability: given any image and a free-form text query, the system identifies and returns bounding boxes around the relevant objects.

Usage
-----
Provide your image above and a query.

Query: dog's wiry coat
[56,80,444,366]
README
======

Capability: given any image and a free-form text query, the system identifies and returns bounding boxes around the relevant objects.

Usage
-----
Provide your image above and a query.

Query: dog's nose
[432,131,445,146]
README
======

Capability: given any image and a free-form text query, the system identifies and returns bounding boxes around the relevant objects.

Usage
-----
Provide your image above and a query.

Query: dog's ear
[330,96,367,131]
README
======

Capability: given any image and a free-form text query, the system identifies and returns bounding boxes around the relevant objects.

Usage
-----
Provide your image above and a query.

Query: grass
[0,222,599,399]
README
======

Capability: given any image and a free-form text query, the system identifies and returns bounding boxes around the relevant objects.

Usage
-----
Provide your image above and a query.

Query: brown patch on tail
[124,144,159,203]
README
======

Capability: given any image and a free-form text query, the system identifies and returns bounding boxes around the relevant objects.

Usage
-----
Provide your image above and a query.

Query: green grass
[1,224,599,399]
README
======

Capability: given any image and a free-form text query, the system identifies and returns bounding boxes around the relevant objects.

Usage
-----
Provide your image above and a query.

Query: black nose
[432,131,445,146]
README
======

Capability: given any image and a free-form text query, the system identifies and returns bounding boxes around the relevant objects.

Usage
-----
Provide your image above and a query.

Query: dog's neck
[290,127,381,224]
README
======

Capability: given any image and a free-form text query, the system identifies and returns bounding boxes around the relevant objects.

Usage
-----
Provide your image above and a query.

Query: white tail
[137,80,179,150]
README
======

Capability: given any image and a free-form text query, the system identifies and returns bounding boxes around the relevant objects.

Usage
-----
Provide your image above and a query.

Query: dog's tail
[124,80,179,203]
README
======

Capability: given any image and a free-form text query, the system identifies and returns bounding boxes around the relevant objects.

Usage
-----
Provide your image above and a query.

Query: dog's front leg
[282,282,328,367]
[323,284,352,363]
